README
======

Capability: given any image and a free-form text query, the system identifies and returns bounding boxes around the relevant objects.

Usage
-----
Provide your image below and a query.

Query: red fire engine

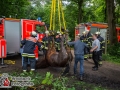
[75,23,120,42]
[0,18,46,59]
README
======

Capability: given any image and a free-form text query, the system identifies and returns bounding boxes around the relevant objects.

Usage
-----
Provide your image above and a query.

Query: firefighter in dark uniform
[85,30,93,59]
[95,32,105,66]
[80,31,88,60]
[42,30,52,55]
[55,31,61,52]
[21,31,41,73]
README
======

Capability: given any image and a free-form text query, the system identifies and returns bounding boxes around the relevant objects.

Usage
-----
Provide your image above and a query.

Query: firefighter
[42,30,52,55]
[95,32,105,66]
[80,31,88,60]
[85,30,93,59]
[80,31,86,42]
[55,31,61,52]
[21,31,41,73]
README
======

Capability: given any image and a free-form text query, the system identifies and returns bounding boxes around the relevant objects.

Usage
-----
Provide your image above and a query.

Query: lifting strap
[50,0,66,32]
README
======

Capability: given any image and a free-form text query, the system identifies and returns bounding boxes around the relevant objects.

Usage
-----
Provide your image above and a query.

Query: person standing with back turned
[90,34,100,71]
[21,31,41,73]
[67,36,88,81]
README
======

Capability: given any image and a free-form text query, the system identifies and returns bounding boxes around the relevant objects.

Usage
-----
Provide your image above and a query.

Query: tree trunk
[78,0,83,23]
[104,0,107,22]
[106,0,117,44]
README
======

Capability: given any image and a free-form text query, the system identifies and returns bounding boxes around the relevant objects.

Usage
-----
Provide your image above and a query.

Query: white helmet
[57,31,60,34]
[59,33,62,35]
[98,32,101,35]
[31,31,37,37]
[45,30,49,34]
[82,31,86,34]
[95,32,100,35]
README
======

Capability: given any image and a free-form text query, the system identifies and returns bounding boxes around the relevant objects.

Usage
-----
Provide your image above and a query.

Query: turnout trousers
[23,57,36,71]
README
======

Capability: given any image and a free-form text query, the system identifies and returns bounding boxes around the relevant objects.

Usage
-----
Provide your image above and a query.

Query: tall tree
[0,0,30,18]
[69,0,83,23]
[78,0,83,23]
[106,0,117,44]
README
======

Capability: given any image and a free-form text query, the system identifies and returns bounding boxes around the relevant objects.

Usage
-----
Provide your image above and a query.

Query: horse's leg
[61,61,70,76]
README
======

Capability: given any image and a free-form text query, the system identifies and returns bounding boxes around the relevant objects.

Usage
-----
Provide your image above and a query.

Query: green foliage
[102,43,120,64]
[9,72,76,90]
[52,77,68,90]
[107,43,120,57]
[41,72,53,85]
[0,0,30,18]
[5,72,109,90]
[102,54,120,64]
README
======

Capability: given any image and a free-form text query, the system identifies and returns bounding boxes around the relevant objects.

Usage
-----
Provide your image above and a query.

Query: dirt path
[0,51,120,90]
[69,51,120,90]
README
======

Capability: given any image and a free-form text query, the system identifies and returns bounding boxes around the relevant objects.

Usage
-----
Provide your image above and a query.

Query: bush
[105,43,120,64]
[102,54,120,64]
[107,43,120,57]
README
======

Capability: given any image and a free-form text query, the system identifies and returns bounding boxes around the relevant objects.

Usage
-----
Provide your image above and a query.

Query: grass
[102,54,120,65]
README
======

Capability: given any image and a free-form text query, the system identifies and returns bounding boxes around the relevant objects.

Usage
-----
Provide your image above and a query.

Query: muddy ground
[0,51,120,90]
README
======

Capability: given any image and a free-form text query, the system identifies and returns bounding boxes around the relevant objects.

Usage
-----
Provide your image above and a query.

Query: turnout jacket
[21,36,41,57]
[86,32,92,48]
[55,37,61,51]
[80,35,87,43]
[41,36,52,49]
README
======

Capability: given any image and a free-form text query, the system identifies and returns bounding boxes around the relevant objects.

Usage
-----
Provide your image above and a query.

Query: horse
[36,33,73,76]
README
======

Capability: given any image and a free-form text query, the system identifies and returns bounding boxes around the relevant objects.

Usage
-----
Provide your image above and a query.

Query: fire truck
[0,18,46,59]
[75,23,120,42]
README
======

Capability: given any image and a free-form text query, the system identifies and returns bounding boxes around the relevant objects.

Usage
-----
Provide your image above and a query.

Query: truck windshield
[36,25,45,32]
